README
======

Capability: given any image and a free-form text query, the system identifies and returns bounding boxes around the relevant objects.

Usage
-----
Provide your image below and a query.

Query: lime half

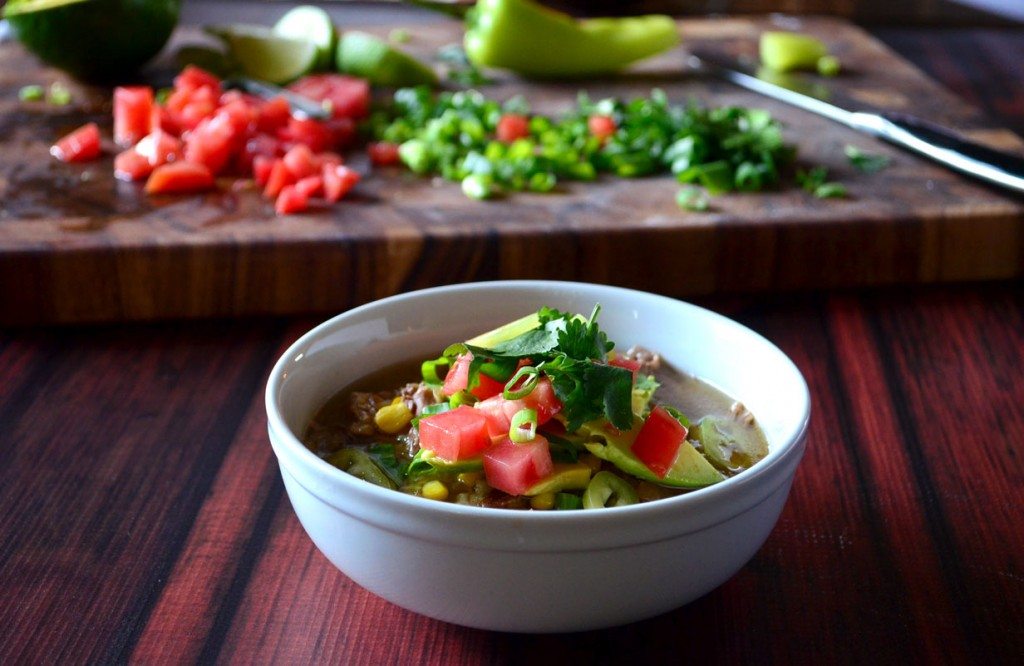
[4,0,180,81]
[336,31,438,87]
[215,25,318,84]
[273,5,336,71]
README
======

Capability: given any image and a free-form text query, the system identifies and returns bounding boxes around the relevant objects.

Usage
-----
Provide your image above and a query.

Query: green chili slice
[582,471,639,509]
[421,356,450,385]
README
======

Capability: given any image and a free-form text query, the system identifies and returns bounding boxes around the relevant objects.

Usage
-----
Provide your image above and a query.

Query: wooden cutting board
[1,16,1022,324]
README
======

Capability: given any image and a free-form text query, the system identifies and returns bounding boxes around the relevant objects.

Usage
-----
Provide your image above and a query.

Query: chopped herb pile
[796,165,847,199]
[845,144,891,173]
[366,86,812,202]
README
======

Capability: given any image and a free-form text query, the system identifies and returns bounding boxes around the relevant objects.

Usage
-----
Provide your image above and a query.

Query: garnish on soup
[303,306,768,509]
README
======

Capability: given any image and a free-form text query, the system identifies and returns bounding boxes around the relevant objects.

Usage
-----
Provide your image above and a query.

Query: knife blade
[688,50,1024,195]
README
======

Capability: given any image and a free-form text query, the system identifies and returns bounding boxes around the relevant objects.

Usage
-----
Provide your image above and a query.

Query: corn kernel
[374,397,412,434]
[457,472,481,485]
[422,480,449,501]
[530,492,556,510]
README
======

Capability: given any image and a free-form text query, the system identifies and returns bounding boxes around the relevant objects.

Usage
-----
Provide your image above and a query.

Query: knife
[223,77,331,121]
[688,50,1024,195]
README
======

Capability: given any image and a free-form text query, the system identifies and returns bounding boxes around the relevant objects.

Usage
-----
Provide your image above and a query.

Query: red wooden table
[2,8,1023,663]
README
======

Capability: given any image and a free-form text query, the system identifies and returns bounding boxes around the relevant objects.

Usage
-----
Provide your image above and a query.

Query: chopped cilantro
[845,144,891,173]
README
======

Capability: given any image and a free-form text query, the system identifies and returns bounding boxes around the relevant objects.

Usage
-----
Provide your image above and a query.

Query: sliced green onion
[19,85,44,102]
[411,402,452,427]
[509,408,538,443]
[442,342,468,358]
[421,356,450,385]
[503,365,540,400]
[555,493,583,510]
[817,55,841,77]
[449,390,478,408]
[47,82,71,106]
[461,173,494,200]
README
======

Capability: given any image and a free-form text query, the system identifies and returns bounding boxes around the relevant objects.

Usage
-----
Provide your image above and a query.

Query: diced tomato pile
[51,67,372,215]
[418,367,564,496]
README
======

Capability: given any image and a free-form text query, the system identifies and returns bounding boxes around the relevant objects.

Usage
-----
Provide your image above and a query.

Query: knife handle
[851,111,1024,195]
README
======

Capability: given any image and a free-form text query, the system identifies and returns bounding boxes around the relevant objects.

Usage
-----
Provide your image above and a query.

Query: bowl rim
[265,280,811,542]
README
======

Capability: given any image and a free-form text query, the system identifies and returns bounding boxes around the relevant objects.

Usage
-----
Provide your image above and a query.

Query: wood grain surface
[2,13,1023,325]
[0,281,1021,663]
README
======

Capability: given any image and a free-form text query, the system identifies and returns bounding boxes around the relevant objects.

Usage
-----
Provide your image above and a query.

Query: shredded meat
[400,382,440,416]
[624,345,662,372]
[730,401,756,426]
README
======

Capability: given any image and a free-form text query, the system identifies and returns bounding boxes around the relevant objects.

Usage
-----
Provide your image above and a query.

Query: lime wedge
[274,5,336,71]
[4,0,179,81]
[215,25,318,84]
[336,31,438,87]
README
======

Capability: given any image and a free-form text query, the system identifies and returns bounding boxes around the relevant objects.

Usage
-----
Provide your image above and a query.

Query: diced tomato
[263,159,294,199]
[173,85,219,131]
[322,164,359,202]
[295,175,323,198]
[144,162,215,195]
[496,114,530,143]
[113,86,154,147]
[588,114,617,141]
[288,74,370,119]
[609,356,641,382]
[442,353,506,400]
[134,130,182,167]
[114,149,153,182]
[217,98,256,136]
[443,353,471,396]
[185,113,239,175]
[419,406,492,462]
[483,436,554,496]
[50,123,101,163]
[236,133,282,175]
[631,406,687,478]
[174,65,222,95]
[253,155,275,187]
[152,106,181,136]
[282,144,319,179]
[256,96,292,133]
[474,378,562,439]
[318,151,343,168]
[368,141,401,166]
[275,184,309,215]
[280,117,334,153]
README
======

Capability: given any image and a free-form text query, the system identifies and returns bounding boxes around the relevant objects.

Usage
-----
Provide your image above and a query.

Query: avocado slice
[580,419,724,489]
[465,311,542,349]
[524,463,593,496]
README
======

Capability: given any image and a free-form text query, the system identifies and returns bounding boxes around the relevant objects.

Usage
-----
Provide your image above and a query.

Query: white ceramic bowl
[266,281,810,633]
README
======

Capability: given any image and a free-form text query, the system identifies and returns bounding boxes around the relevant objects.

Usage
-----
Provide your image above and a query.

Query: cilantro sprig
[461,305,633,431]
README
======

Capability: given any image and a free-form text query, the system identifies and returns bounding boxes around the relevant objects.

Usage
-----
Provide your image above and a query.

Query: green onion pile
[366,86,810,203]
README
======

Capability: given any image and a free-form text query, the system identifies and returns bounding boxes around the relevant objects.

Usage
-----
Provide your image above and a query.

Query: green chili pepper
[464,0,680,78]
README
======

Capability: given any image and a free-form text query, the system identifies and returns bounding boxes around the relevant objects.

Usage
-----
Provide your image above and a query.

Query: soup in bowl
[266,281,810,632]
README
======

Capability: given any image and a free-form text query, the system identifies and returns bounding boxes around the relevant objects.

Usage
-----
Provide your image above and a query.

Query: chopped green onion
[503,365,541,400]
[449,390,478,408]
[19,85,44,102]
[817,55,841,77]
[47,82,72,106]
[813,182,847,199]
[389,28,411,44]
[461,173,494,200]
[509,408,538,443]
[555,492,583,510]
[676,187,709,212]
[410,401,452,427]
[421,356,450,385]
[845,144,890,173]
[443,342,468,358]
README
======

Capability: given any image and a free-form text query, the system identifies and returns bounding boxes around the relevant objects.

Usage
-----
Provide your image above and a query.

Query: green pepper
[464,0,680,78]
